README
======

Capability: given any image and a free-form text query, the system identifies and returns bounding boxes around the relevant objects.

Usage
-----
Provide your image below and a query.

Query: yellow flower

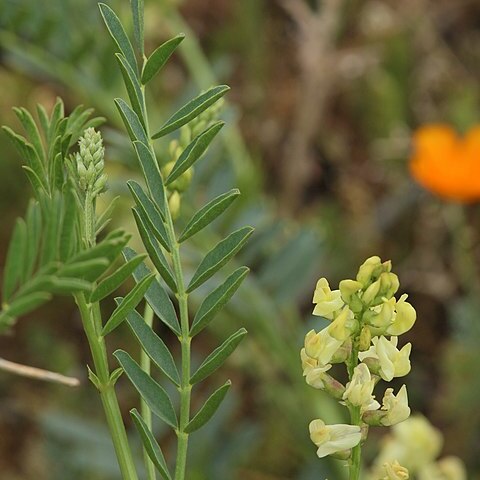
[309,419,361,458]
[301,348,331,389]
[386,295,416,336]
[410,124,480,202]
[359,336,411,381]
[312,278,344,319]
[380,385,410,426]
[357,256,383,287]
[343,363,380,413]
[304,328,343,367]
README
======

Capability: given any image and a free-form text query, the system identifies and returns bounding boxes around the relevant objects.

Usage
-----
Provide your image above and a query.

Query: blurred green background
[1,0,480,478]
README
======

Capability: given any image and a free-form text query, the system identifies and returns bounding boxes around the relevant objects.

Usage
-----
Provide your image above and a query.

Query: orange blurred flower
[409,124,480,202]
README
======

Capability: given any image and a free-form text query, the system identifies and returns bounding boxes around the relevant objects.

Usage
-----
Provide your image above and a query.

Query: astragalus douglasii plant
[302,256,417,479]
[0,1,252,479]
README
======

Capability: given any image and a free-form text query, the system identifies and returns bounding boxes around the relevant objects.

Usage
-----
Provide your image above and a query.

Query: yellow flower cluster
[302,256,416,463]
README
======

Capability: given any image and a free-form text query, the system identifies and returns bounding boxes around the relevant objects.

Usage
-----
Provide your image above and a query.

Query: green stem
[347,340,361,480]
[75,293,139,480]
[76,178,138,480]
[141,303,157,480]
[166,216,191,480]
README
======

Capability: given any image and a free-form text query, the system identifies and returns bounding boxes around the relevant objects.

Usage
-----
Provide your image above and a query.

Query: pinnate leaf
[141,34,185,84]
[190,267,249,336]
[115,350,177,428]
[151,85,230,139]
[89,254,147,303]
[133,141,166,217]
[131,409,171,480]
[190,328,247,384]
[187,227,253,293]
[132,209,177,292]
[184,381,231,433]
[114,98,148,145]
[179,189,240,243]
[130,0,144,56]
[102,274,155,336]
[99,3,138,73]
[165,121,224,186]
[2,219,27,302]
[125,307,180,385]
[128,180,170,251]
[123,248,180,335]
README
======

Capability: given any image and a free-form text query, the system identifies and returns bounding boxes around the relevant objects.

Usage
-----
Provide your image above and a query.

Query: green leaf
[187,227,254,293]
[12,107,45,164]
[2,126,47,191]
[70,231,130,264]
[22,166,46,197]
[114,98,148,145]
[124,306,180,385]
[141,34,185,85]
[132,209,177,292]
[43,276,92,295]
[47,98,64,146]
[123,248,180,335]
[115,53,145,126]
[127,181,170,251]
[6,291,52,318]
[114,350,177,428]
[102,274,155,336]
[131,409,172,480]
[96,195,120,235]
[165,121,224,185]
[190,267,249,336]
[131,0,144,56]
[179,189,240,243]
[2,219,27,302]
[133,141,166,217]
[36,104,50,137]
[190,328,247,384]
[184,381,231,433]
[152,85,230,139]
[59,188,78,261]
[99,3,138,73]
[58,258,110,282]
[109,367,124,385]
[90,254,147,303]
[40,192,62,265]
[24,201,41,280]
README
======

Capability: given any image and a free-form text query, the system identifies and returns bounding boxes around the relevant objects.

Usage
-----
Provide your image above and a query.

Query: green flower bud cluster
[74,127,107,196]
[302,256,416,467]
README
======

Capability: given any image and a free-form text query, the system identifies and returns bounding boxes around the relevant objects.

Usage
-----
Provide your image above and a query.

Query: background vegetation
[1,0,479,478]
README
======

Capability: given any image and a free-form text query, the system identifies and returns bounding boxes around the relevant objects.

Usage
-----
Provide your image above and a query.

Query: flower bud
[328,307,356,341]
[168,191,181,219]
[362,279,381,305]
[339,279,362,303]
[359,326,372,351]
[356,256,382,287]
[379,272,400,300]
